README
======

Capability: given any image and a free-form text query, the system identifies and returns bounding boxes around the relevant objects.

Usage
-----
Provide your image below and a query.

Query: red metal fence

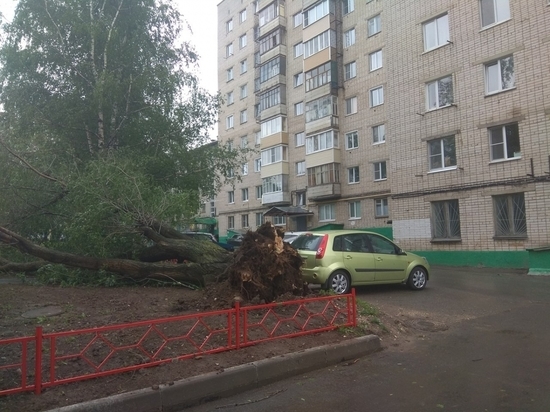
[0,290,356,396]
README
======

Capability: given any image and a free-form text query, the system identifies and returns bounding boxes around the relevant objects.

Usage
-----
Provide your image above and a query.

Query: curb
[47,335,381,412]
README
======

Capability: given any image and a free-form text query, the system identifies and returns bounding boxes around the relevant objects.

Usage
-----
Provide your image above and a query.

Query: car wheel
[407,266,427,290]
[327,271,351,295]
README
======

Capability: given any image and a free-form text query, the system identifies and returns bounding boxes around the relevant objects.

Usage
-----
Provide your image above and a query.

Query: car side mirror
[397,249,407,256]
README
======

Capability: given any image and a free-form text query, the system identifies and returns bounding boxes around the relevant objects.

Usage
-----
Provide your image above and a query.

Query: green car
[293,230,430,294]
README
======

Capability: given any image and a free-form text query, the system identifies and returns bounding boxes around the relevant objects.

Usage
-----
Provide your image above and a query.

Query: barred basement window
[431,200,461,240]
[493,193,527,238]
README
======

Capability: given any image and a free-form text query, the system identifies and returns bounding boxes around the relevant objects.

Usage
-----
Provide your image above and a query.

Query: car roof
[297,230,389,237]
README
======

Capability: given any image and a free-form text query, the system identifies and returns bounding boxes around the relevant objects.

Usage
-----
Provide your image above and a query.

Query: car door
[367,234,409,282]
[336,234,376,284]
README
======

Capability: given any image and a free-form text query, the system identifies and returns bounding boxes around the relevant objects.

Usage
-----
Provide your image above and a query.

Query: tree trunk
[0,227,231,285]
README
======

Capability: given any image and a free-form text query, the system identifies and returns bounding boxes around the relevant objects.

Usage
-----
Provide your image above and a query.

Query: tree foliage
[0,0,243,264]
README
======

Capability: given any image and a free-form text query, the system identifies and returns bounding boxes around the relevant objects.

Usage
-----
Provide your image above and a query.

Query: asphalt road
[182,266,550,412]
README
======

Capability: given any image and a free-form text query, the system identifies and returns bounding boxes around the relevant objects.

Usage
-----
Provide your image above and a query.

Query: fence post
[235,301,240,350]
[352,289,357,327]
[35,326,43,395]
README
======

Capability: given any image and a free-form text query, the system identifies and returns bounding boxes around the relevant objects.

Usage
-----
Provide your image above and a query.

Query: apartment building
[215,0,550,271]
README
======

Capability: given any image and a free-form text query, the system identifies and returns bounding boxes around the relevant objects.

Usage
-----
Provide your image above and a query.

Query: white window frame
[348,166,360,184]
[485,56,515,95]
[369,49,383,72]
[226,19,233,33]
[370,86,384,107]
[343,0,355,15]
[240,59,247,74]
[226,115,234,129]
[226,67,234,82]
[296,161,306,176]
[319,204,336,222]
[426,76,454,110]
[480,0,511,28]
[255,212,263,227]
[226,43,233,57]
[493,193,527,238]
[261,145,288,166]
[304,0,329,27]
[423,14,450,52]
[254,158,261,172]
[240,110,247,124]
[295,132,305,147]
[228,191,235,204]
[241,214,249,228]
[295,101,304,116]
[226,91,234,105]
[344,28,356,47]
[375,198,389,217]
[261,116,284,138]
[489,123,521,161]
[242,188,249,202]
[345,96,357,115]
[346,131,358,150]
[255,185,263,199]
[294,42,303,58]
[349,201,361,219]
[239,8,247,23]
[240,136,248,149]
[367,14,381,37]
[228,216,235,229]
[428,135,457,172]
[294,72,304,87]
[293,12,303,28]
[240,84,248,99]
[242,163,248,176]
[305,130,338,155]
[374,161,387,181]
[344,61,357,80]
[373,124,386,144]
[239,34,247,49]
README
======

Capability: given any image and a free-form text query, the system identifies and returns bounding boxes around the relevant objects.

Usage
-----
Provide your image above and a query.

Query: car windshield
[292,234,323,251]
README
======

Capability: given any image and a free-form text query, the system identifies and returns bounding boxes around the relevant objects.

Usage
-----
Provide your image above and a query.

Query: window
[374,161,387,181]
[304,0,329,27]
[261,145,288,165]
[254,158,261,172]
[260,56,284,83]
[349,201,361,219]
[489,123,520,161]
[272,215,286,226]
[296,161,306,176]
[242,214,249,228]
[226,115,234,129]
[305,62,332,92]
[344,28,356,47]
[259,28,282,55]
[242,188,249,202]
[307,163,340,186]
[345,97,357,115]
[423,14,450,51]
[241,136,248,148]
[259,86,282,111]
[305,95,337,123]
[429,136,457,171]
[240,110,247,124]
[255,131,261,145]
[240,9,247,23]
[343,0,355,15]
[240,84,248,99]
[228,216,235,229]
[485,56,515,94]
[228,191,235,204]
[348,166,360,183]
[294,72,304,87]
[346,131,358,149]
[480,0,510,28]
[296,191,306,206]
[226,67,234,82]
[256,212,263,226]
[255,185,263,199]
[427,76,454,110]
[226,91,234,105]
[295,132,305,147]
[226,43,233,57]
[259,2,277,27]
[293,12,303,28]
[493,193,526,237]
[304,30,335,58]
[261,116,284,138]
[262,174,287,194]
[239,34,247,49]
[306,130,338,154]
[295,102,304,115]
[373,124,385,144]
[319,203,336,221]
[432,200,461,240]
[370,86,384,107]
[242,163,248,176]
[344,61,356,80]
[240,60,247,74]
[375,198,389,217]
[294,42,303,58]
[369,50,383,72]
[226,19,233,33]
[367,14,381,36]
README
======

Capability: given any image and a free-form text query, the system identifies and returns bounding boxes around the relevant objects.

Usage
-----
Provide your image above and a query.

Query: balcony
[259,15,286,38]
[262,191,291,205]
[305,115,339,135]
[307,183,341,201]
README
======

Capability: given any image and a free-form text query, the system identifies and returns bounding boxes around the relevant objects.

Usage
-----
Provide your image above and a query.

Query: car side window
[367,234,397,255]
[337,234,373,253]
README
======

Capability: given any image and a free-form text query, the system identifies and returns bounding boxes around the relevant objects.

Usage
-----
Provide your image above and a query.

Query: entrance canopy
[263,206,313,217]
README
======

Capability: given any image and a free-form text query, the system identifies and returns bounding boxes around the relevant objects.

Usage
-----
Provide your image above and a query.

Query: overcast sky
[1,0,220,98]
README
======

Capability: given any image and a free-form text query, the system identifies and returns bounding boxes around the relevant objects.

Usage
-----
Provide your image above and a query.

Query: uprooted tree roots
[224,223,306,303]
